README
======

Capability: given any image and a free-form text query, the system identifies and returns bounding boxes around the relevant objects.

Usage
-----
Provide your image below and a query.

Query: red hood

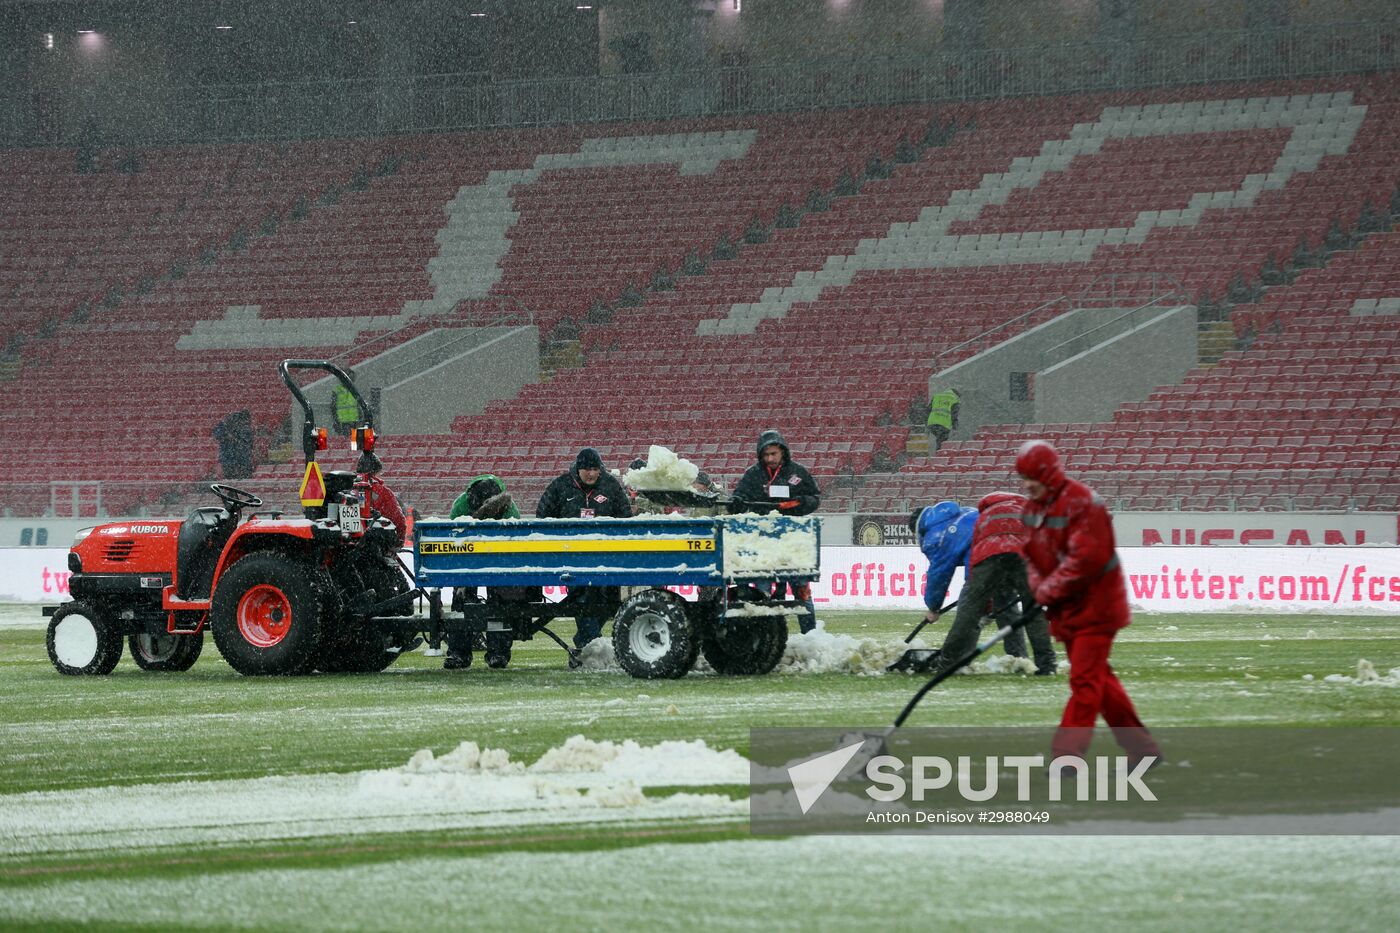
[1015,440,1066,496]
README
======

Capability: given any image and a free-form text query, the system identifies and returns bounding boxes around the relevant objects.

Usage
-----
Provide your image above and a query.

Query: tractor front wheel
[211,553,325,676]
[129,630,204,672]
[46,601,122,676]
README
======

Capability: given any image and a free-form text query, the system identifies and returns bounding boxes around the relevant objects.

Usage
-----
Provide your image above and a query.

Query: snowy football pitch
[1,604,1397,931]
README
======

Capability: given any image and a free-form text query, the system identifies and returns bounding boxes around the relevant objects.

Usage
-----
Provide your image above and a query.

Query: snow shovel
[885,599,959,672]
[630,488,771,511]
[843,605,1043,767]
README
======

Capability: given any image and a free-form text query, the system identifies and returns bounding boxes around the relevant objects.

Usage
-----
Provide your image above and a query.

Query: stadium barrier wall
[8,545,1398,613]
[1035,305,1198,426]
[8,19,1399,145]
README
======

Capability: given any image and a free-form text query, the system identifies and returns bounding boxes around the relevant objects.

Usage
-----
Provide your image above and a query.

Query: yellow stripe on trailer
[419,538,716,555]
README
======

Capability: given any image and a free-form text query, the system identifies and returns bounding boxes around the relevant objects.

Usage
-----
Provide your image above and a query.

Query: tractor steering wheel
[210,483,263,510]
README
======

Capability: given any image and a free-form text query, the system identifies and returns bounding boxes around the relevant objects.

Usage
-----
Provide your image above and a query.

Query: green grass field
[1,605,1397,931]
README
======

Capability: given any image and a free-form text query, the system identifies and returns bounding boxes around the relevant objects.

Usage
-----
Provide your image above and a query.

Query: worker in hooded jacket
[443,474,526,671]
[1016,440,1160,765]
[730,429,821,632]
[909,496,1055,675]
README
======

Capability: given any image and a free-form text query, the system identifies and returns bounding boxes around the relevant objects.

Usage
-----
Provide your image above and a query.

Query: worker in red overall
[1016,440,1160,765]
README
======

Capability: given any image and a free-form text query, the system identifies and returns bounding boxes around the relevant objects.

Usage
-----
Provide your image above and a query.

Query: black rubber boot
[484,632,512,669]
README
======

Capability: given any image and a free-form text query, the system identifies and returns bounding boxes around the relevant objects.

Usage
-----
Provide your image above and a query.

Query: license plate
[339,504,364,533]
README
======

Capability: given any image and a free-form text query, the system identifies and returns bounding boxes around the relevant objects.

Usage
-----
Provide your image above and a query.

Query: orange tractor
[43,360,415,676]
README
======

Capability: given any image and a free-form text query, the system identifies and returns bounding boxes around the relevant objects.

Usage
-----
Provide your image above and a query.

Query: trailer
[389,512,821,678]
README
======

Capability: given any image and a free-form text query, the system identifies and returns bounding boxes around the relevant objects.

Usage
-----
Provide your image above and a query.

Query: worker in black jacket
[730,429,821,631]
[537,448,632,649]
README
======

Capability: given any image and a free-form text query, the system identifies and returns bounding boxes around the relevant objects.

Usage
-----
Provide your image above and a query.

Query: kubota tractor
[43,360,416,676]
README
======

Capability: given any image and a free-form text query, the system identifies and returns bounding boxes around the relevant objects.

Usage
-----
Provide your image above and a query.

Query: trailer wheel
[46,602,122,676]
[318,557,410,674]
[211,553,325,676]
[612,589,697,679]
[702,617,788,675]
[702,585,791,675]
[129,630,204,672]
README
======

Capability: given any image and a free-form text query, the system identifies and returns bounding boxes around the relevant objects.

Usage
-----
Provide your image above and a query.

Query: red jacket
[970,492,1029,567]
[1021,476,1129,640]
[357,475,407,547]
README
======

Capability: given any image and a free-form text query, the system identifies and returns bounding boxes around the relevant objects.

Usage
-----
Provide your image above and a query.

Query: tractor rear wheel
[211,553,325,676]
[612,588,698,679]
[46,601,122,676]
[129,630,204,672]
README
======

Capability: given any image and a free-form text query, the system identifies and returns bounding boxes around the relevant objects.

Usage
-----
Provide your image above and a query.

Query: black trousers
[939,552,1055,672]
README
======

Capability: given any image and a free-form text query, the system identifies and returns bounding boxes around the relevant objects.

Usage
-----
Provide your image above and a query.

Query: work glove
[472,492,514,520]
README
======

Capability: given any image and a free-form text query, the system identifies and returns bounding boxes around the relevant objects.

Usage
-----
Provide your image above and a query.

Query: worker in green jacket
[445,474,528,671]
[332,379,360,436]
[926,387,961,452]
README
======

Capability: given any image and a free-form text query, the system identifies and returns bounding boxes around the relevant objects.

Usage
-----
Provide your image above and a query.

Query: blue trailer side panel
[414,517,726,588]
[413,515,821,590]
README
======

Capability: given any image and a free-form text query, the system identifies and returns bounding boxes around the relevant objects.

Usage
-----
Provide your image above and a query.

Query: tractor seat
[175,507,233,600]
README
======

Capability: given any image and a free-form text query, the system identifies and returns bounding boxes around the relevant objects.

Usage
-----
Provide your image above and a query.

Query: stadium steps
[1196,320,1237,365]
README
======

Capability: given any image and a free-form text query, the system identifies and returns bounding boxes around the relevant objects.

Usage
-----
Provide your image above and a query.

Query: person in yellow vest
[332,374,360,436]
[925,387,961,452]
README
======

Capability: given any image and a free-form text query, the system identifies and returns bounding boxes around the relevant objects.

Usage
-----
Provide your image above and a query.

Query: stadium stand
[3,74,1399,518]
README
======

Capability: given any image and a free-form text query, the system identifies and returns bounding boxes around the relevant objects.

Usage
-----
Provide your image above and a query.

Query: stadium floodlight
[215,25,233,30]
[470,11,487,16]
[77,29,94,34]
[44,32,54,48]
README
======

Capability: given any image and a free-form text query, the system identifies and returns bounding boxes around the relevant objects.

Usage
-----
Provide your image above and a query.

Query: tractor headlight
[73,527,95,546]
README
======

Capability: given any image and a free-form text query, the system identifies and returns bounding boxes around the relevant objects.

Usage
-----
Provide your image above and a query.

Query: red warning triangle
[299,461,326,507]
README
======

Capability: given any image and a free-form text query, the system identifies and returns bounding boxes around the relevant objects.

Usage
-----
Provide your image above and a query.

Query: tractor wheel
[317,557,410,674]
[129,630,204,672]
[702,617,788,675]
[211,553,326,676]
[46,601,122,676]
[612,588,698,680]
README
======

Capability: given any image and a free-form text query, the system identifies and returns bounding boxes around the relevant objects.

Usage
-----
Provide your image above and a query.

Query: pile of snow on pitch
[1323,659,1400,686]
[624,445,700,491]
[530,735,748,785]
[574,637,622,673]
[778,624,931,675]
[364,734,746,808]
[778,623,1044,676]
[969,654,1039,675]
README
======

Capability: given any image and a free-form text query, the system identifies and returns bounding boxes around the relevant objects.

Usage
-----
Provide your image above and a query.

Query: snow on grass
[777,624,1049,677]
[0,736,748,859]
[778,625,931,675]
[3,835,1399,931]
[573,637,622,673]
[0,603,45,629]
[1323,659,1400,686]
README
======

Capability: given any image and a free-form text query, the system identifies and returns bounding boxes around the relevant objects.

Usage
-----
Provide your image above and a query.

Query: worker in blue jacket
[915,500,978,622]
[911,499,1030,668]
